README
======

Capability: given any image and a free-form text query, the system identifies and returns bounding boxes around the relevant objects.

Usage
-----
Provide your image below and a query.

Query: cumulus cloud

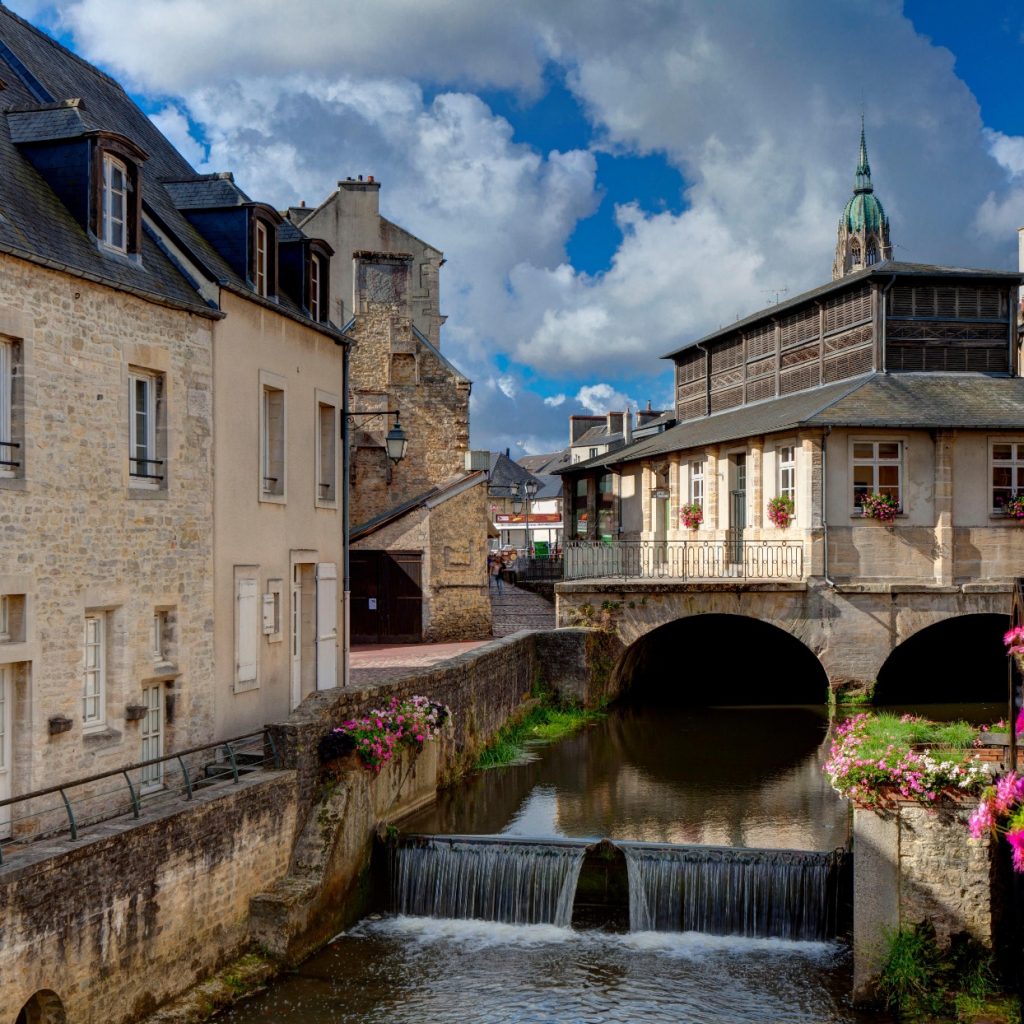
[543,394,566,407]
[575,383,637,415]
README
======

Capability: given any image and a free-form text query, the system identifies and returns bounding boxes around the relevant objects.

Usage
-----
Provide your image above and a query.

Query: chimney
[338,174,382,218]
[1018,227,1024,273]
[606,411,624,435]
[623,408,633,446]
[569,415,603,444]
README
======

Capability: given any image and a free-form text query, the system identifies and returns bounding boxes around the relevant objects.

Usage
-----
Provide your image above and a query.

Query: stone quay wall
[852,800,1003,1002]
[0,772,297,1024]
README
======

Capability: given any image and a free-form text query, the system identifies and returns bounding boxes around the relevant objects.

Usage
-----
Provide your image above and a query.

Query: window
[0,597,8,644]
[991,443,1024,513]
[589,447,599,459]
[234,572,259,692]
[255,220,269,297]
[261,381,285,498]
[778,446,796,504]
[0,339,20,478]
[309,254,322,321]
[102,153,128,253]
[316,400,337,504]
[152,610,169,662]
[83,614,106,729]
[689,460,704,506]
[129,370,163,487]
[852,440,902,510]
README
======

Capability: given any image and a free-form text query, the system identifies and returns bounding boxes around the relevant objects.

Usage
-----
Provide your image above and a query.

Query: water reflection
[403,705,849,851]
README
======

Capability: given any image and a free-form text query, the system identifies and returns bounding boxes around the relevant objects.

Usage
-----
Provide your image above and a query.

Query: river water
[217,702,994,1024]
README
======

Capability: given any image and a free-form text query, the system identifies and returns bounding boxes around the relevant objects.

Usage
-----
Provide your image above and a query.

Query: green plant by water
[475,697,605,769]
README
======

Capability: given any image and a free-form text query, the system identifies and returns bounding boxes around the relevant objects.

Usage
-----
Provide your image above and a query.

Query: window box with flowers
[767,496,794,528]
[998,495,1024,521]
[860,492,901,525]
[679,503,703,530]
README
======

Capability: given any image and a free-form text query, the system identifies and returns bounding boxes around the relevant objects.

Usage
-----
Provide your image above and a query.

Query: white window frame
[0,597,8,644]
[102,153,129,253]
[315,392,338,507]
[129,370,161,488]
[777,444,796,506]
[688,460,704,507]
[309,254,321,321]
[851,439,903,512]
[254,220,269,297]
[83,613,106,730]
[991,441,1024,514]
[259,372,286,502]
[0,340,14,479]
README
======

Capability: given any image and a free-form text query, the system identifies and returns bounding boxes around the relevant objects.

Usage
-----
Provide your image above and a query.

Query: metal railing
[518,556,564,582]
[0,730,278,864]
[564,539,804,581]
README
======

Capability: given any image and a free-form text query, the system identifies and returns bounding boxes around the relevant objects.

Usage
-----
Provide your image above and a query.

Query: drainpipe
[341,338,352,689]
[879,274,897,372]
[696,342,711,416]
[822,426,835,588]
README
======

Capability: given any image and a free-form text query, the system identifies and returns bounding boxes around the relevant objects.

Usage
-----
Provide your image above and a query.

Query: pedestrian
[488,551,504,593]
[503,547,519,587]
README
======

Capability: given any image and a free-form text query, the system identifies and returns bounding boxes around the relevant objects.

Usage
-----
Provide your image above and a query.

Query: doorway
[291,563,316,706]
[729,453,747,566]
[139,682,163,793]
[0,666,10,837]
[351,550,423,644]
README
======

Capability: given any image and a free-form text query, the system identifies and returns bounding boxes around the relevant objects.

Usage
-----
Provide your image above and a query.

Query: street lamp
[385,413,408,463]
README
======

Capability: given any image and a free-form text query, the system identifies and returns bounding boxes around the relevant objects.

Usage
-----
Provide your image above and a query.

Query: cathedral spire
[833,120,892,280]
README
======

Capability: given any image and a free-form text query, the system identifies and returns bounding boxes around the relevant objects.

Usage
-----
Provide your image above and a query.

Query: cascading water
[622,842,845,940]
[393,836,587,927]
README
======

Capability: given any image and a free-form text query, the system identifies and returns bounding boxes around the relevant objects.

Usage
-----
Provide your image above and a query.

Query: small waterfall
[393,836,587,927]
[622,843,845,941]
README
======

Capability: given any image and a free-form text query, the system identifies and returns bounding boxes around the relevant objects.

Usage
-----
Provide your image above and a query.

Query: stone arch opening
[873,613,1009,706]
[16,991,67,1024]
[613,613,829,705]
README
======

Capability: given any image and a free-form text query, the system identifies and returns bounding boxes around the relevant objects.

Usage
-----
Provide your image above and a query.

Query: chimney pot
[368,175,375,183]
[300,200,306,208]
[358,175,363,181]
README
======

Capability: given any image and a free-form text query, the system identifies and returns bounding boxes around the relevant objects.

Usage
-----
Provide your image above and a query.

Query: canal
[217,699,996,1023]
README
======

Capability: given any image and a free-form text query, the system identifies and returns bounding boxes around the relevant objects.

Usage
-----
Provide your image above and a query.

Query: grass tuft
[475,700,605,769]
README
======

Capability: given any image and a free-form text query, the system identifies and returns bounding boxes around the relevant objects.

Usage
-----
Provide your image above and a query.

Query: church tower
[833,121,892,279]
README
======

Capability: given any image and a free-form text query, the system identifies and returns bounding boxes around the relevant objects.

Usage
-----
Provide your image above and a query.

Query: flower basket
[1002,495,1024,521]
[680,502,703,530]
[860,492,900,524]
[767,496,794,528]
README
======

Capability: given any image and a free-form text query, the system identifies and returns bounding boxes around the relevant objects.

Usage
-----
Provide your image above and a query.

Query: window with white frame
[991,442,1024,513]
[309,254,322,321]
[852,440,902,510]
[689,460,704,506]
[234,573,259,692]
[129,370,163,486]
[778,445,796,504]
[152,609,172,663]
[0,338,20,478]
[317,400,337,504]
[254,220,269,297]
[261,383,285,498]
[102,153,129,253]
[589,447,599,459]
[83,613,106,728]
[0,597,9,644]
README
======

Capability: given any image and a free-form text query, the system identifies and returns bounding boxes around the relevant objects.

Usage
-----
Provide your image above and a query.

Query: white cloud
[149,106,207,168]
[575,383,637,415]
[543,394,566,407]
[496,375,517,399]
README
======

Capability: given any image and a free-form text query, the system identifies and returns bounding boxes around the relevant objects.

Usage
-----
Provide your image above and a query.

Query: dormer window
[255,220,269,297]
[309,254,321,321]
[102,153,129,252]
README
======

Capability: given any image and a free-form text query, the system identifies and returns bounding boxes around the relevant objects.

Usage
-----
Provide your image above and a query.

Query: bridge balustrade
[563,539,804,582]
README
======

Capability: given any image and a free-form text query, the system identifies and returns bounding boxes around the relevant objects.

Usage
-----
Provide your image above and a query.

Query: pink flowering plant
[319,694,451,773]
[823,713,990,808]
[766,496,795,528]
[680,502,703,529]
[860,492,900,524]
[999,494,1024,520]
[969,772,1024,871]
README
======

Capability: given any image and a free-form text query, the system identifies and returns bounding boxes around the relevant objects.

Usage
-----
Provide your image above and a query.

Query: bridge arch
[16,991,67,1024]
[611,613,830,704]
[873,613,1009,706]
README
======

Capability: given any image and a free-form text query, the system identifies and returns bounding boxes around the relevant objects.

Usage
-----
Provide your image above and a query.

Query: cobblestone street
[489,581,556,637]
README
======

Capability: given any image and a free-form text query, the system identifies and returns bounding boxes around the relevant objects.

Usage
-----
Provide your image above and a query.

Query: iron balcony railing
[564,539,804,581]
[0,730,278,865]
[518,556,564,582]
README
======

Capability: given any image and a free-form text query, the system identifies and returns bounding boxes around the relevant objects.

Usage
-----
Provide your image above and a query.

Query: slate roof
[518,450,570,475]
[663,261,1024,359]
[161,174,252,210]
[557,372,1024,473]
[0,6,342,336]
[351,471,485,541]
[488,451,541,497]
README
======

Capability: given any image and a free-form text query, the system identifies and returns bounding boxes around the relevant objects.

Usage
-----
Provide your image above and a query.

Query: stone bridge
[555,578,1013,700]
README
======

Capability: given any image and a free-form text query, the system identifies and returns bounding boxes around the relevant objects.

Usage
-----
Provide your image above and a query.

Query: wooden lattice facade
[673,271,1017,422]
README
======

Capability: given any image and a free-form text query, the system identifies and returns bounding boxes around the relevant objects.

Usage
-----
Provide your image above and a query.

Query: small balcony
[563,539,805,582]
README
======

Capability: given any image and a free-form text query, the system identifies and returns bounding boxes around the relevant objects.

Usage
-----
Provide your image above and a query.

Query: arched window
[866,239,878,265]
[101,153,129,253]
[849,240,861,269]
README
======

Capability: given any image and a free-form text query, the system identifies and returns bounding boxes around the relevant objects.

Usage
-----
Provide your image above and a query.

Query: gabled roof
[488,451,540,495]
[162,173,251,210]
[518,450,570,475]
[557,372,1024,473]
[350,471,485,541]
[663,261,1024,359]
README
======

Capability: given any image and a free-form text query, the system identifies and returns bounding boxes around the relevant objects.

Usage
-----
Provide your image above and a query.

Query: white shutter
[315,562,338,689]
[236,577,259,688]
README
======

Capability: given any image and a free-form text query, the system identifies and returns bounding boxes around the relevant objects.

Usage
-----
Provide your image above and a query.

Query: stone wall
[0,772,297,1024]
[0,253,216,796]
[852,800,1003,1002]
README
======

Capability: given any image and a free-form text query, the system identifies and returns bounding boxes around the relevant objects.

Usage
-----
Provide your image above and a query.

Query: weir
[392,834,849,940]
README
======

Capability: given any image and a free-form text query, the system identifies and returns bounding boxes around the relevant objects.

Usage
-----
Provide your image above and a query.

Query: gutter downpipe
[822,426,835,588]
[879,273,897,372]
[342,337,353,690]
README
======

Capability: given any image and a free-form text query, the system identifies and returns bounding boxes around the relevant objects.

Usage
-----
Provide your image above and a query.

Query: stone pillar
[750,436,764,529]
[804,433,824,576]
[705,446,720,531]
[934,429,955,585]
[641,462,652,536]
[669,453,681,538]
[586,476,598,541]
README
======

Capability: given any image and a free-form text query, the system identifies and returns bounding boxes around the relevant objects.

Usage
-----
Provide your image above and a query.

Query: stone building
[0,6,348,802]
[292,182,490,643]
[832,123,893,280]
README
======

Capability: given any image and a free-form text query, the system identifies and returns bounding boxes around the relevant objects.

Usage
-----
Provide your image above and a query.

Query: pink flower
[1008,829,1024,872]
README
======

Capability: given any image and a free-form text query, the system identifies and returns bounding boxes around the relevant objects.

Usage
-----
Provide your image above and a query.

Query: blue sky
[9,1,1024,455]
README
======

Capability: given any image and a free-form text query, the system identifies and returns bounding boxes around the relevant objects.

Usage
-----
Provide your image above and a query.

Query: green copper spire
[854,116,872,193]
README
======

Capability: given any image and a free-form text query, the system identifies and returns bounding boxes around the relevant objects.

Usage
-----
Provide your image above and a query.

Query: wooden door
[139,683,163,793]
[351,550,423,643]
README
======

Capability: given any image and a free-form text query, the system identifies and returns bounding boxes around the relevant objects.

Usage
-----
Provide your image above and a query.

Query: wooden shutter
[236,577,258,686]
[315,562,338,689]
